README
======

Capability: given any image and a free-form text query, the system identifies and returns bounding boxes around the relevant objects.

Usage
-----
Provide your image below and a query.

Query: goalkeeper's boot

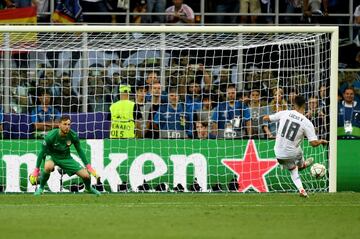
[299,189,309,198]
[299,157,314,171]
[34,187,44,196]
[86,187,101,196]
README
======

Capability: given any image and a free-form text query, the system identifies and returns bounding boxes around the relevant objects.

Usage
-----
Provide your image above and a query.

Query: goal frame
[0,25,338,192]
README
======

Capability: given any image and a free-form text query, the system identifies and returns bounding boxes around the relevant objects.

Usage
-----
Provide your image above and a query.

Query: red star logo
[222,140,278,192]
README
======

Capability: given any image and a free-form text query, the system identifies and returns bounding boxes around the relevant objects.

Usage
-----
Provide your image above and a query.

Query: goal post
[0,25,338,193]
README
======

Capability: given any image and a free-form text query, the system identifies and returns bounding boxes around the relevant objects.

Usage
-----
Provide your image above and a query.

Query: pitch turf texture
[0,193,359,239]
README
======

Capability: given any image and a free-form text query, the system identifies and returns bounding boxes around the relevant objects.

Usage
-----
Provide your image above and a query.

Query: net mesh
[0,30,330,193]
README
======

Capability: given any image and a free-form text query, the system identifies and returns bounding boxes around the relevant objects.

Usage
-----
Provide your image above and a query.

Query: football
[310,163,326,178]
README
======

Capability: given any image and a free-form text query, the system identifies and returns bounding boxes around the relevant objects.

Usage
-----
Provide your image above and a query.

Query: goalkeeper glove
[86,164,99,178]
[29,168,40,185]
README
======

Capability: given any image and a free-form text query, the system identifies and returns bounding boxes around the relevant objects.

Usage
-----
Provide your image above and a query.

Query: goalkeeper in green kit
[30,115,101,196]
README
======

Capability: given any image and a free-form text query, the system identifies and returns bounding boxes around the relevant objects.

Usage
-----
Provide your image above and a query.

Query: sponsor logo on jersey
[66,140,72,146]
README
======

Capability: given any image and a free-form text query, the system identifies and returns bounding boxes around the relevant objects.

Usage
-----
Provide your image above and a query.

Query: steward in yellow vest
[110,85,137,138]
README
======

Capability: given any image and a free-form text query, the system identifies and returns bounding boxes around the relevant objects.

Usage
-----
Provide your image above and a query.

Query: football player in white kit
[263,95,327,197]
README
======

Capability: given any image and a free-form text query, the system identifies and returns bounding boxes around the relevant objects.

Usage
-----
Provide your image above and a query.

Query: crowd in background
[0,1,357,25]
[0,0,360,139]
[0,53,332,140]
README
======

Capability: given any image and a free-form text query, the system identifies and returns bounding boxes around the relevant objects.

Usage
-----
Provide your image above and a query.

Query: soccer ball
[310,163,326,178]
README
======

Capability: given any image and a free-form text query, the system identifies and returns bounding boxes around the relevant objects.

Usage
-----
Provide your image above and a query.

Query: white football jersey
[269,110,318,159]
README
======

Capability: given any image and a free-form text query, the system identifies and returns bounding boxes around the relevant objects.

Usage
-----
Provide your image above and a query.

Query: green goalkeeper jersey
[35,128,89,168]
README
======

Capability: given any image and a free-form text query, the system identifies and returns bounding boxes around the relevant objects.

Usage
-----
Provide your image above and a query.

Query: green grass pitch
[0,193,359,239]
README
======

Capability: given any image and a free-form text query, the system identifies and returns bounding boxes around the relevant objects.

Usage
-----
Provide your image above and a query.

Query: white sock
[290,167,304,192]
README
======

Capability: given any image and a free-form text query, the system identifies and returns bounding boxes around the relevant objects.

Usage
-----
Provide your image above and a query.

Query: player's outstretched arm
[74,140,99,178]
[309,139,328,147]
[30,141,48,184]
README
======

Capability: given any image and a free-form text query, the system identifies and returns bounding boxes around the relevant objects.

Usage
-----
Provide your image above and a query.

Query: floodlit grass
[0,193,359,239]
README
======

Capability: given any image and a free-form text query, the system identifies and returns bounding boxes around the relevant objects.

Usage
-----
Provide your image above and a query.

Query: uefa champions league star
[263,95,328,198]
[30,115,101,196]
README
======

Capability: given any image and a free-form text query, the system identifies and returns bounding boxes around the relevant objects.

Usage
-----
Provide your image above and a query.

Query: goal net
[0,26,337,193]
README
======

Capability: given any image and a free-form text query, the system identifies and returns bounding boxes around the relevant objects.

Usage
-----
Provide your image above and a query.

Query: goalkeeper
[30,115,101,196]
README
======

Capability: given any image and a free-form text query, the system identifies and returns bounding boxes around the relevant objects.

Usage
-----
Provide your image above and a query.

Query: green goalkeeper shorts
[46,155,84,176]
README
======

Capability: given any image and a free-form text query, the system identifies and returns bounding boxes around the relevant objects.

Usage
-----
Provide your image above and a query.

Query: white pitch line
[1,202,360,208]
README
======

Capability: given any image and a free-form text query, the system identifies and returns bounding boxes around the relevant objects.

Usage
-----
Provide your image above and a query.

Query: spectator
[244,66,261,93]
[110,72,122,100]
[185,80,202,108]
[167,73,187,101]
[109,85,141,139]
[303,0,329,24]
[195,121,210,139]
[57,74,80,114]
[31,91,60,139]
[212,84,251,138]
[165,0,194,24]
[248,89,273,138]
[109,0,128,23]
[213,68,233,95]
[268,88,288,136]
[37,77,53,98]
[194,95,215,126]
[134,83,146,138]
[338,70,360,102]
[80,0,111,23]
[144,71,168,103]
[338,87,360,138]
[183,80,203,137]
[303,0,328,16]
[132,0,147,24]
[269,88,288,112]
[240,0,261,24]
[354,4,360,42]
[0,0,15,9]
[192,63,212,93]
[146,0,166,23]
[37,0,50,22]
[56,51,80,78]
[10,71,32,113]
[45,69,62,98]
[305,96,326,136]
[213,0,239,24]
[145,71,160,86]
[154,87,189,138]
[118,64,137,90]
[283,0,303,24]
[202,64,213,88]
[144,82,162,138]
[260,0,274,24]
[88,76,111,112]
[287,88,298,110]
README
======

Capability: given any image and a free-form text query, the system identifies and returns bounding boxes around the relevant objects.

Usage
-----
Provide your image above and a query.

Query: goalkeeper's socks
[83,178,101,196]
[39,171,50,189]
[83,177,91,191]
